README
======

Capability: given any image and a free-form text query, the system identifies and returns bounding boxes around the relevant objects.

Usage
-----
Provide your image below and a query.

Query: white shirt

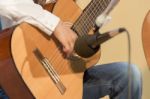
[0,0,60,36]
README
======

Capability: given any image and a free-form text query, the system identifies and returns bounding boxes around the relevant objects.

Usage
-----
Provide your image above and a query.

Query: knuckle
[65,45,71,52]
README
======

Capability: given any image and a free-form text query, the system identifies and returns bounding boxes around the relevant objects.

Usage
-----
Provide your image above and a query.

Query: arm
[0,0,59,35]
[0,0,77,57]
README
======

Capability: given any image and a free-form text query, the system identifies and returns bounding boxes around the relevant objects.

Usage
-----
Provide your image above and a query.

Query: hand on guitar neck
[53,20,78,58]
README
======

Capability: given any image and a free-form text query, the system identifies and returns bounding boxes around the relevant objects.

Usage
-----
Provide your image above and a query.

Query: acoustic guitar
[0,0,117,98]
[142,10,150,68]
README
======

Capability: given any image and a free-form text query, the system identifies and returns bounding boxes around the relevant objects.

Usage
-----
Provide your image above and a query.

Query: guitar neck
[72,0,111,36]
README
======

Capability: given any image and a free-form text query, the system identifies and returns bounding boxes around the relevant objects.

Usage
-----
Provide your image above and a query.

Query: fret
[79,2,97,32]
[72,0,111,36]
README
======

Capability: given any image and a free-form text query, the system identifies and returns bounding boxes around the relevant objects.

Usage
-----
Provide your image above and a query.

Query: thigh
[83,62,130,83]
[83,62,128,99]
[83,62,141,99]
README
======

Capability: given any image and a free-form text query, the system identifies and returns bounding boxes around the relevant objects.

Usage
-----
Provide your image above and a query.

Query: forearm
[0,0,60,35]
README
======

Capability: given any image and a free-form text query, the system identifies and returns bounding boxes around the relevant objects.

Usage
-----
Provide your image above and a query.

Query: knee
[119,62,142,88]
[130,64,142,89]
[113,62,142,95]
[121,62,141,81]
[111,62,142,84]
[124,63,142,96]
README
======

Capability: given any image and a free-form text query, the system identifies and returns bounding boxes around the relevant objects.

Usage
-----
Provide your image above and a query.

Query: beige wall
[101,0,150,99]
[77,0,150,99]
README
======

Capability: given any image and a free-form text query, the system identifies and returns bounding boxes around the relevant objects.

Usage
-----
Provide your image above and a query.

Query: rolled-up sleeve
[0,0,60,35]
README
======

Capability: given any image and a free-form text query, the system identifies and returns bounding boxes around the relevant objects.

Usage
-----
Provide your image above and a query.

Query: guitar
[0,0,116,98]
[142,10,150,68]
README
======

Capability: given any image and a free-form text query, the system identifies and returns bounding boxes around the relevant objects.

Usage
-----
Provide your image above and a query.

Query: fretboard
[72,0,111,36]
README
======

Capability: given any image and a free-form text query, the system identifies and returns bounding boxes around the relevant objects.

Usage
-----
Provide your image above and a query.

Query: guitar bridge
[33,48,66,95]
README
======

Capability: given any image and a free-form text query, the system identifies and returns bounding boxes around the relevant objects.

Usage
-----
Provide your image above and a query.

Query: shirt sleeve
[46,0,56,4]
[0,0,60,36]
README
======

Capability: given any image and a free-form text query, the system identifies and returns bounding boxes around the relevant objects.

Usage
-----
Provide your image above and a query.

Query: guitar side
[0,29,35,99]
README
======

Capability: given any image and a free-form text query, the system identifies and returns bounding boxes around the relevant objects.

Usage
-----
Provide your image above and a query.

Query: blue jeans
[83,62,142,99]
[0,62,142,99]
[0,88,8,99]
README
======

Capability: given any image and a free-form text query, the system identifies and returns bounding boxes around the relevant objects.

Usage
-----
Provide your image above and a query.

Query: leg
[82,62,142,99]
[0,87,9,99]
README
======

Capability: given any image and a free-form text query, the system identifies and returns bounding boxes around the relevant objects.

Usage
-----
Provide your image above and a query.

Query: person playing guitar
[0,0,142,99]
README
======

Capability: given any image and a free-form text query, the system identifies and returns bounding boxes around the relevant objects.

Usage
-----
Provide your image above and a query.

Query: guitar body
[7,0,100,99]
[142,10,150,68]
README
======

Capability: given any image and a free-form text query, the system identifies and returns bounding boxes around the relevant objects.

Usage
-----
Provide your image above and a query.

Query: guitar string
[49,2,115,80]
[35,1,107,84]
[45,46,65,74]
[73,0,98,36]
[86,0,110,30]
[81,0,110,35]
[78,2,105,33]
[72,0,99,36]
[43,0,111,84]
[45,44,71,74]
[51,0,110,60]
[50,0,97,74]
[72,0,94,36]
[41,57,64,90]
[84,0,110,33]
[48,2,109,71]
[84,0,110,35]
[52,52,66,74]
[44,45,62,65]
[47,0,95,63]
[45,0,111,75]
[48,0,112,86]
[80,0,106,35]
[78,0,100,35]
[47,0,94,73]
[73,0,110,37]
[50,1,104,75]
[48,46,62,65]
[48,0,100,58]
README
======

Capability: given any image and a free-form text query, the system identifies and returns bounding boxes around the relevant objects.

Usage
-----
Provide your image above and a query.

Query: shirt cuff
[36,10,60,35]
[46,0,56,4]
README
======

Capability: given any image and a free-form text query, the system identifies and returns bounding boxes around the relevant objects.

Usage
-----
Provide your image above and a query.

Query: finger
[69,42,74,52]
[73,33,78,41]
[68,38,76,57]
[63,44,72,58]
[71,34,78,47]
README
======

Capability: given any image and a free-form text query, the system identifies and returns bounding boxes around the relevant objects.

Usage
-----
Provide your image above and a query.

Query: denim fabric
[0,62,142,99]
[83,62,142,99]
[0,88,9,99]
